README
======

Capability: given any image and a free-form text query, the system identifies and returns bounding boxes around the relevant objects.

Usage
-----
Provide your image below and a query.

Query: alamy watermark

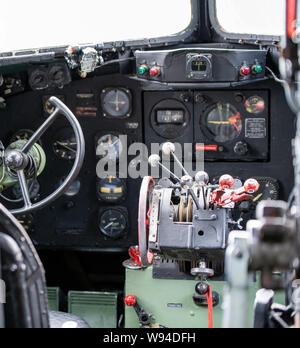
[0,279,5,304]
[96,136,205,179]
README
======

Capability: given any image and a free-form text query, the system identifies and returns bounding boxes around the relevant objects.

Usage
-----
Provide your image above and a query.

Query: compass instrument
[205,103,242,143]
[101,88,132,118]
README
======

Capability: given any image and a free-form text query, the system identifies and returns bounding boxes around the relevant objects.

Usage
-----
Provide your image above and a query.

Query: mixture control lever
[125,295,166,328]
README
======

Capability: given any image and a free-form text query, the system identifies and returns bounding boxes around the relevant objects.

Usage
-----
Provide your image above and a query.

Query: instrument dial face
[245,96,265,114]
[99,209,127,239]
[53,129,77,160]
[252,177,279,205]
[205,103,242,143]
[97,177,127,203]
[59,179,81,197]
[17,214,34,232]
[12,179,40,200]
[10,129,42,146]
[96,134,123,161]
[101,88,131,118]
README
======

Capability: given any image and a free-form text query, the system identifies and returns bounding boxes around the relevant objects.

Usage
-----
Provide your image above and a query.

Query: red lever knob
[125,295,137,307]
[219,175,235,190]
[244,179,260,194]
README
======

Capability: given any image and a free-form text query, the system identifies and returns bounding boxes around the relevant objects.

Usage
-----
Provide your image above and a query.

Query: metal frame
[208,0,282,46]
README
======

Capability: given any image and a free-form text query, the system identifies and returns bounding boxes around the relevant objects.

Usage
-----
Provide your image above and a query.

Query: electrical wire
[266,66,300,114]
[95,57,136,70]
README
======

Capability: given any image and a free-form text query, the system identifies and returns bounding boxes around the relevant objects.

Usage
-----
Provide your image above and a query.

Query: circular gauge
[44,99,56,116]
[101,88,131,118]
[150,99,190,139]
[53,128,77,160]
[99,208,128,239]
[12,179,40,200]
[205,103,242,143]
[49,66,65,87]
[245,96,265,114]
[17,214,34,232]
[29,69,49,90]
[97,177,127,203]
[96,134,123,161]
[10,129,42,146]
[59,179,81,197]
[252,177,279,205]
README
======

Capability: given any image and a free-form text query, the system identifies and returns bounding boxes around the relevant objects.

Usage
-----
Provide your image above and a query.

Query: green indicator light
[253,65,263,74]
[138,65,148,75]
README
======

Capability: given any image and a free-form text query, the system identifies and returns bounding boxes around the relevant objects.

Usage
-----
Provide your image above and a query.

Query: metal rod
[158,162,180,182]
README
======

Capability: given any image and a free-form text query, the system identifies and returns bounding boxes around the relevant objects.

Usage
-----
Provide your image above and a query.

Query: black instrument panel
[0,71,295,252]
[144,90,269,162]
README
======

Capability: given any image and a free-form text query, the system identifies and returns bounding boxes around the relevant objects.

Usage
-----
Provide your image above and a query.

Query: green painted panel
[47,287,60,311]
[125,267,285,328]
[68,291,118,329]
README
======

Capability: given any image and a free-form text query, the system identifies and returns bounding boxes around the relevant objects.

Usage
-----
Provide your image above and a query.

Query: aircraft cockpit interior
[0,0,299,332]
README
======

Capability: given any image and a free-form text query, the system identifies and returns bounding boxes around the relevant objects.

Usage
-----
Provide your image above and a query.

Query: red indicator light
[150,66,161,77]
[240,65,251,77]
[195,145,218,152]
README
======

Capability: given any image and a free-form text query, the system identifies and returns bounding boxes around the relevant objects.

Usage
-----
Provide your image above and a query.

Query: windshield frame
[209,0,283,45]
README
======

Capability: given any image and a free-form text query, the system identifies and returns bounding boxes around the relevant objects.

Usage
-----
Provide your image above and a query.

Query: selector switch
[234,142,249,156]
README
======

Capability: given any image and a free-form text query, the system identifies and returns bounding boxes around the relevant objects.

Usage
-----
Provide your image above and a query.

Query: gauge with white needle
[53,128,77,160]
[99,208,128,239]
[96,134,123,161]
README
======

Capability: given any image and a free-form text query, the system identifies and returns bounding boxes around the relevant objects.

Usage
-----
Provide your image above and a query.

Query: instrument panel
[145,90,269,161]
[0,65,294,252]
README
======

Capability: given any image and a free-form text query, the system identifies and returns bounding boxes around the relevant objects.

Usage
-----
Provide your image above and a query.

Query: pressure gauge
[98,208,128,239]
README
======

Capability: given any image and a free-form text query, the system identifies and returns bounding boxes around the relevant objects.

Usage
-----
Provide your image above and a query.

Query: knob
[234,142,248,156]
[244,179,260,194]
[125,295,137,307]
[219,175,235,190]
[162,142,176,156]
[180,175,194,189]
[195,282,209,295]
[180,93,191,103]
[195,171,210,186]
[148,154,161,168]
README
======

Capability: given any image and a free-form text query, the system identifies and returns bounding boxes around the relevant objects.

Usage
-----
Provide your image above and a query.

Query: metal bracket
[149,189,161,243]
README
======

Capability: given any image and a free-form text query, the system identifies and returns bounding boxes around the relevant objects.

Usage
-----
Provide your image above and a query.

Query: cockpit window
[215,0,285,37]
[0,0,192,52]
